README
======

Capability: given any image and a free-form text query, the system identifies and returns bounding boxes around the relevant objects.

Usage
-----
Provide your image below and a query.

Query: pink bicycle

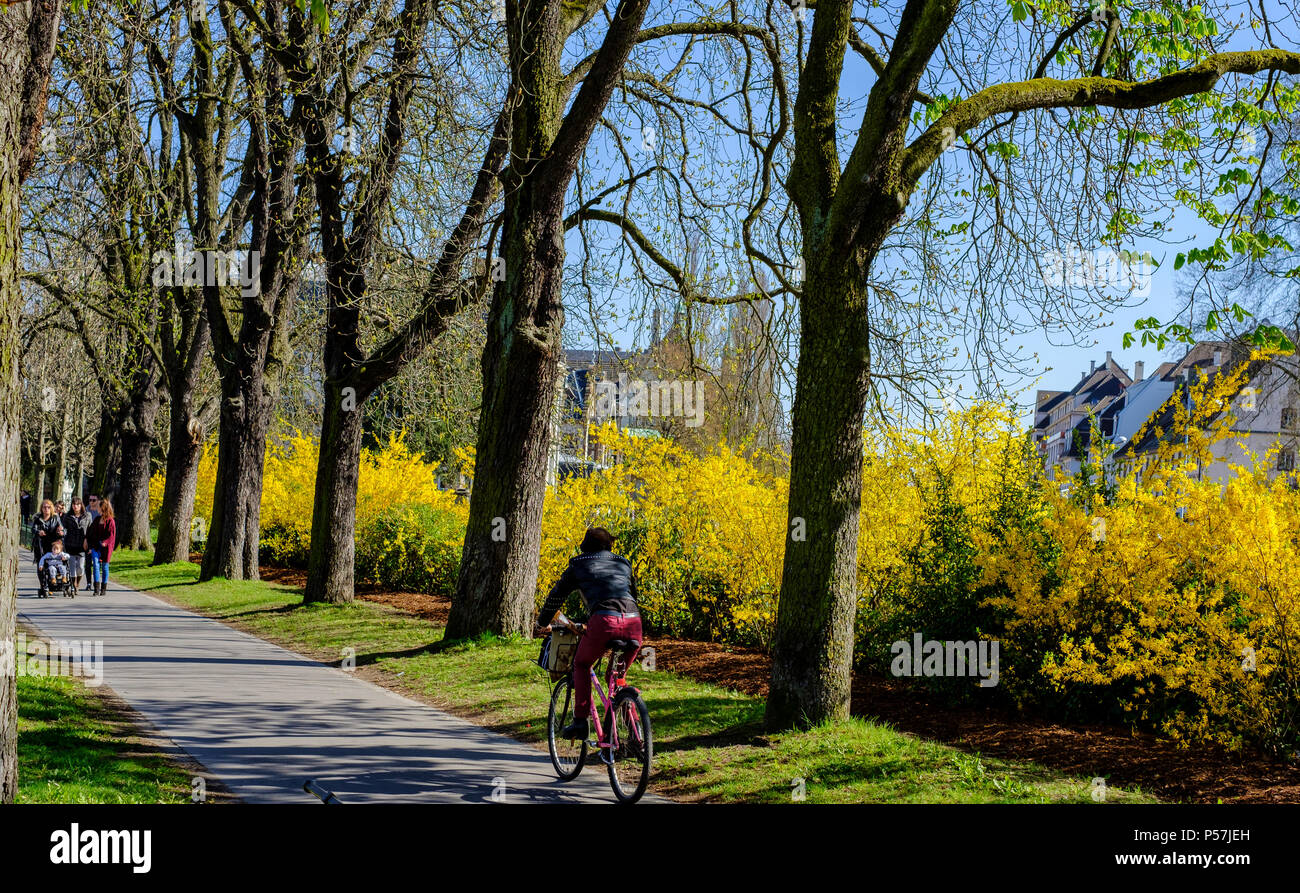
[543,617,653,803]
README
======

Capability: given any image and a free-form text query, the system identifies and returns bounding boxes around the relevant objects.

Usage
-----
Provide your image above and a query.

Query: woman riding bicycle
[534,527,641,741]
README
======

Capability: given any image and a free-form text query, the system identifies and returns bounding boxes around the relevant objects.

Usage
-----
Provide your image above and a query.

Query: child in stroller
[38,541,74,598]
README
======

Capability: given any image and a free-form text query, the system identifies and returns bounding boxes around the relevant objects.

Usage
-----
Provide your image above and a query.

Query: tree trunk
[0,6,26,805]
[33,414,46,501]
[200,378,271,581]
[53,401,67,500]
[152,409,204,564]
[446,207,566,639]
[115,372,160,551]
[764,257,871,731]
[1,0,62,805]
[117,429,154,549]
[89,403,119,500]
[304,380,364,604]
[153,305,210,565]
[443,0,651,640]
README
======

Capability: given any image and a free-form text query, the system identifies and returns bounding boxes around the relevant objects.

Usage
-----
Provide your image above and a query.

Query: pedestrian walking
[31,498,64,568]
[86,498,116,596]
[61,496,93,593]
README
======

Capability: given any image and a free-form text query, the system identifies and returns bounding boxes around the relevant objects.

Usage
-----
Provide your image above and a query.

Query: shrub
[144,362,1300,752]
[355,503,464,597]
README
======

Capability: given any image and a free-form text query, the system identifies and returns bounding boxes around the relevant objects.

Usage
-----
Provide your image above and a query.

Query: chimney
[1105,350,1112,365]
[1090,359,1096,373]
[1134,360,1144,382]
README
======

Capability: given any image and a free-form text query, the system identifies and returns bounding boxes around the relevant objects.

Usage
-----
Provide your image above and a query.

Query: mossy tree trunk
[153,298,211,565]
[445,0,652,638]
[0,0,63,805]
[116,364,161,551]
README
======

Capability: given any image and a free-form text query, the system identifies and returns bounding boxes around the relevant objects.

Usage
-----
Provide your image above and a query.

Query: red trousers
[573,612,642,719]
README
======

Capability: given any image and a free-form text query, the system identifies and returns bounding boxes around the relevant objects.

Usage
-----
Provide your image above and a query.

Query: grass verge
[111,548,1156,803]
[17,665,196,804]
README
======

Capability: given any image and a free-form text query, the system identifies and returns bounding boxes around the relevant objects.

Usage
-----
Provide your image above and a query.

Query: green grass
[111,548,1156,804]
[17,671,193,804]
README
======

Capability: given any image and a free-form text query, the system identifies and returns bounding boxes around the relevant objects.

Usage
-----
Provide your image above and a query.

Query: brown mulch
[251,563,1300,803]
[257,565,454,626]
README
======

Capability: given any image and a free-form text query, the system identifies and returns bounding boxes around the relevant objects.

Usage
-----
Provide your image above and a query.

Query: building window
[1279,449,1296,473]
[1283,408,1298,430]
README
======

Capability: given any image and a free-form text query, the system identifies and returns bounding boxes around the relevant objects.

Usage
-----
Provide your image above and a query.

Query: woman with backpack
[61,497,93,593]
[86,498,116,596]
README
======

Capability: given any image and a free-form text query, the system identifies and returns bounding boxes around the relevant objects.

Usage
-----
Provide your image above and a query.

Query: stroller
[38,554,75,599]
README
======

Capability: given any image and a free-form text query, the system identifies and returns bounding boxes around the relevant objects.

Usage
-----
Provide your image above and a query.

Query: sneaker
[561,718,589,740]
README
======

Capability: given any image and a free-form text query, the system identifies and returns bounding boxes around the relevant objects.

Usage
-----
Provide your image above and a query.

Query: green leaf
[293,0,331,30]
[1174,253,1185,270]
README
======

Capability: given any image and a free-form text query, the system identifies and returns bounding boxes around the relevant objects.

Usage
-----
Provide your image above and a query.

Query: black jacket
[31,515,64,556]
[61,511,91,553]
[538,550,639,623]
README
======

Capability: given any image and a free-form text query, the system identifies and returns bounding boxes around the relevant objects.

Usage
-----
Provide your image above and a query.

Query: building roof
[563,348,641,368]
[1037,389,1070,413]
[1115,343,1272,458]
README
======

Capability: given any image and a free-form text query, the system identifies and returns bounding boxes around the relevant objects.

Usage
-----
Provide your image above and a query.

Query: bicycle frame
[583,651,638,755]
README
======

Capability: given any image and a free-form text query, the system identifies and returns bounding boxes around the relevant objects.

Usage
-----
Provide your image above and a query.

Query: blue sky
[556,3,1283,428]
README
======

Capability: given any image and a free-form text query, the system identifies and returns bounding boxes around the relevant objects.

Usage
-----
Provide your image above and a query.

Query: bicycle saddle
[607,638,640,654]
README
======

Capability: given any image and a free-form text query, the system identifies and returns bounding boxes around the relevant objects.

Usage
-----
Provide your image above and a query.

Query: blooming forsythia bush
[148,361,1300,750]
[538,424,787,647]
[979,361,1300,752]
[150,430,470,586]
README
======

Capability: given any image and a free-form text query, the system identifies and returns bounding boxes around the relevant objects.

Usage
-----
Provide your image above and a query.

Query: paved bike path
[17,559,657,804]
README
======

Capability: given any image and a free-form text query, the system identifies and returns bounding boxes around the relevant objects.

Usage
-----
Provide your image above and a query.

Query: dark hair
[580,527,614,553]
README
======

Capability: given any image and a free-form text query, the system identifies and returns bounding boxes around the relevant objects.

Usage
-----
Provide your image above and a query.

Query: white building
[1116,340,1300,484]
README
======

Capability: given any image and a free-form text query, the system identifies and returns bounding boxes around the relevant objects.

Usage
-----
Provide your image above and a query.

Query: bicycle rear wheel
[547,677,587,780]
[606,688,652,803]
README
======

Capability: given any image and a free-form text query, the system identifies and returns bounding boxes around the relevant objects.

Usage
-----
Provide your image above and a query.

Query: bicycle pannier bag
[547,627,580,673]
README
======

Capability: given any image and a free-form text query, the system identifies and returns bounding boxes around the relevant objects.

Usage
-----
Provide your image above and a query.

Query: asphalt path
[17,557,654,804]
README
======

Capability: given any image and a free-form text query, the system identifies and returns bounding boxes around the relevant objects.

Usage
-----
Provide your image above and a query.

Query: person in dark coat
[533,527,642,741]
[31,499,65,595]
[86,498,117,596]
[61,497,93,592]
[19,490,31,523]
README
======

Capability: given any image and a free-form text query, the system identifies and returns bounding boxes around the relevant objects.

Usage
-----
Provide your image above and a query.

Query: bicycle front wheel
[548,677,587,780]
[606,688,652,803]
